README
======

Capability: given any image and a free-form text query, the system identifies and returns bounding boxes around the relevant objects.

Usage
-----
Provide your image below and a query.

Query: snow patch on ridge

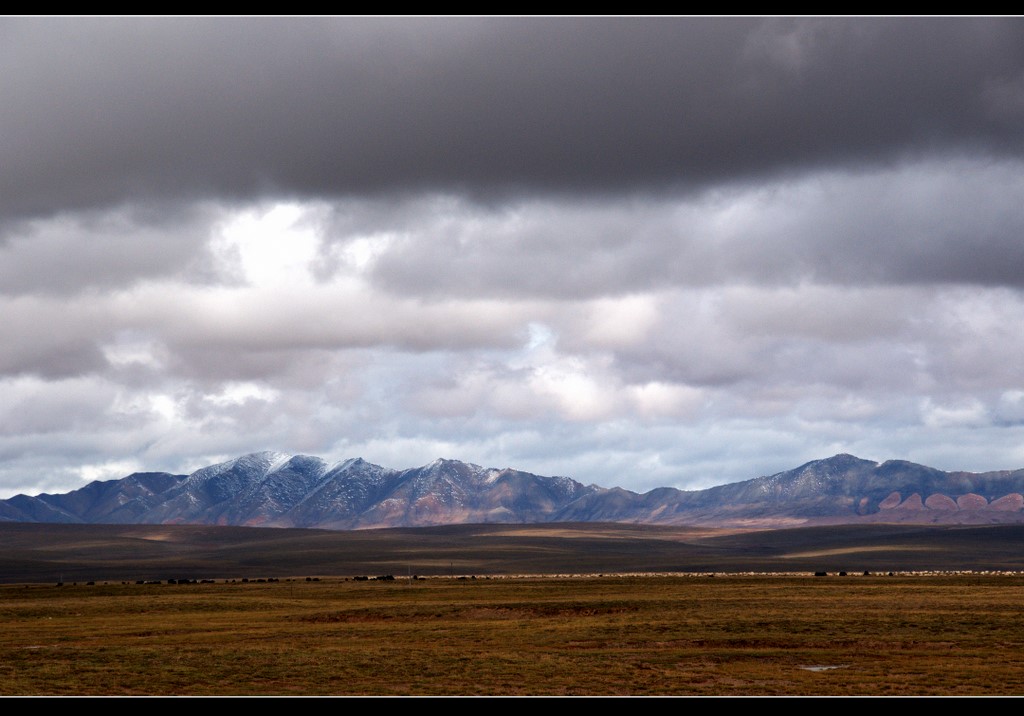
[265,453,297,475]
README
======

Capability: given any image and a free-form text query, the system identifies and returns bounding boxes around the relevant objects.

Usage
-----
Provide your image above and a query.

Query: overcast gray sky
[3,17,1024,498]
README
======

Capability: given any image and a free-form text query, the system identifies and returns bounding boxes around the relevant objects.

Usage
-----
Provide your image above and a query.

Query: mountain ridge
[3,452,1024,530]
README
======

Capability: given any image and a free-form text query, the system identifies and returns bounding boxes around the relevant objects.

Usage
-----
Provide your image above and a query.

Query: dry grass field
[3,573,1024,696]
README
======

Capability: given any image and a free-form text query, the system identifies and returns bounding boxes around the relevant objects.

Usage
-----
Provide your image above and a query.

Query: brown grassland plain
[3,573,1024,696]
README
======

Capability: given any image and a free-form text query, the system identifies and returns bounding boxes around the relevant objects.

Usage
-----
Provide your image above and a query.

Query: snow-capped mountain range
[3,452,1024,530]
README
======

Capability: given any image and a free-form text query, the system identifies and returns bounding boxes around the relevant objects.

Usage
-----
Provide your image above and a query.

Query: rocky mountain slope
[3,452,1024,529]
[0,452,597,529]
[553,453,1024,527]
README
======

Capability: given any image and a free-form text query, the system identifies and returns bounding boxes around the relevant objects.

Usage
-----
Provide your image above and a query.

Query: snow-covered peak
[330,457,365,472]
[229,451,292,471]
[186,451,291,483]
[266,452,297,474]
[485,469,503,484]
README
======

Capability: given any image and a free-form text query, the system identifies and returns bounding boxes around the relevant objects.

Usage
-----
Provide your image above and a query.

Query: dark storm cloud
[6,17,1024,498]
[2,17,1024,220]
[327,160,1024,301]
